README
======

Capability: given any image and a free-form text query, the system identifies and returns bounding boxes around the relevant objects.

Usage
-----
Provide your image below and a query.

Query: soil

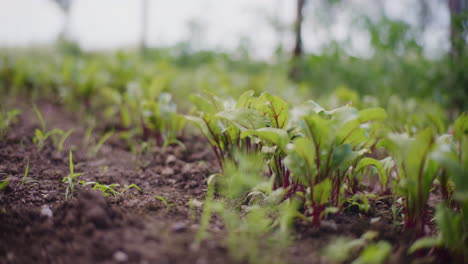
[0,100,443,264]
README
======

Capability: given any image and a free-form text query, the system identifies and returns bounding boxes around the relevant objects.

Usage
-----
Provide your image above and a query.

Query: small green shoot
[0,177,9,191]
[20,159,30,185]
[154,195,174,208]
[0,108,20,138]
[57,128,74,153]
[62,150,83,200]
[79,181,142,197]
[33,104,46,132]
[124,183,143,193]
[89,131,114,156]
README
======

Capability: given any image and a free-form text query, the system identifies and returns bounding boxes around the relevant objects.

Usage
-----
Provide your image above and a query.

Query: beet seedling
[285,102,387,225]
[379,129,441,236]
[141,93,186,147]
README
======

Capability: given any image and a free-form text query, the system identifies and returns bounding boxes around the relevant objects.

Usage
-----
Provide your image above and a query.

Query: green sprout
[79,181,143,197]
[89,130,114,157]
[0,177,9,191]
[62,150,83,200]
[20,158,30,185]
[0,108,20,138]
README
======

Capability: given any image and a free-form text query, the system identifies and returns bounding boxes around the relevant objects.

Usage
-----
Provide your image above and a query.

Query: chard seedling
[62,150,83,200]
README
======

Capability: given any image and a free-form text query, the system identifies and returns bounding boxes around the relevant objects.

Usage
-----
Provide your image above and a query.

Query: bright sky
[0,0,451,58]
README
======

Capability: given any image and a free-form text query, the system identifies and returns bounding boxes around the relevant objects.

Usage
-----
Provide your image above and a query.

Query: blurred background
[0,0,467,111]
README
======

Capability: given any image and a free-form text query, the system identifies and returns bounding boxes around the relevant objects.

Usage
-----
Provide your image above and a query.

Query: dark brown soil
[0,100,439,264]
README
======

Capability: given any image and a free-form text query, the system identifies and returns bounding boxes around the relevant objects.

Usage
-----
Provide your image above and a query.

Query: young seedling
[79,181,143,197]
[141,93,186,147]
[124,183,143,193]
[323,231,391,264]
[409,113,468,260]
[32,105,63,151]
[89,130,114,157]
[285,102,387,225]
[62,150,83,200]
[154,195,174,208]
[379,128,447,236]
[57,128,74,153]
[0,108,20,138]
[0,177,9,191]
[20,158,31,185]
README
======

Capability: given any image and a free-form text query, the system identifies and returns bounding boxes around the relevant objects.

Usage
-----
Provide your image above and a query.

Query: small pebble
[40,205,53,218]
[165,155,177,165]
[320,220,337,230]
[171,222,187,232]
[113,250,128,262]
[188,199,203,208]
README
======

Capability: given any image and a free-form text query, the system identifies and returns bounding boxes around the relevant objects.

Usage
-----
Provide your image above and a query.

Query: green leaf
[190,93,225,114]
[453,112,467,141]
[184,115,225,146]
[69,150,74,175]
[253,93,290,129]
[353,241,392,264]
[217,108,268,130]
[408,236,441,254]
[300,115,332,149]
[313,178,332,205]
[331,144,353,169]
[354,157,388,188]
[236,90,255,108]
[435,203,463,250]
[241,128,289,152]
[358,107,387,123]
[289,100,325,124]
[33,104,46,132]
[0,178,9,191]
[284,137,317,184]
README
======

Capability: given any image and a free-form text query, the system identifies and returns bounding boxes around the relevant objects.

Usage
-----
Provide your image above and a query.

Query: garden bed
[0,101,447,264]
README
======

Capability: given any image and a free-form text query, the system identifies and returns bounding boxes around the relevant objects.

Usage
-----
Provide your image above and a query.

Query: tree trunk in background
[448,0,467,57]
[52,0,72,40]
[62,9,71,40]
[418,0,430,32]
[289,0,306,81]
[448,0,468,111]
[293,0,305,58]
[140,0,149,53]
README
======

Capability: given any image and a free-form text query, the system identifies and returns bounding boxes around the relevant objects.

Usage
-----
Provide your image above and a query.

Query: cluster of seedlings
[185,91,467,263]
